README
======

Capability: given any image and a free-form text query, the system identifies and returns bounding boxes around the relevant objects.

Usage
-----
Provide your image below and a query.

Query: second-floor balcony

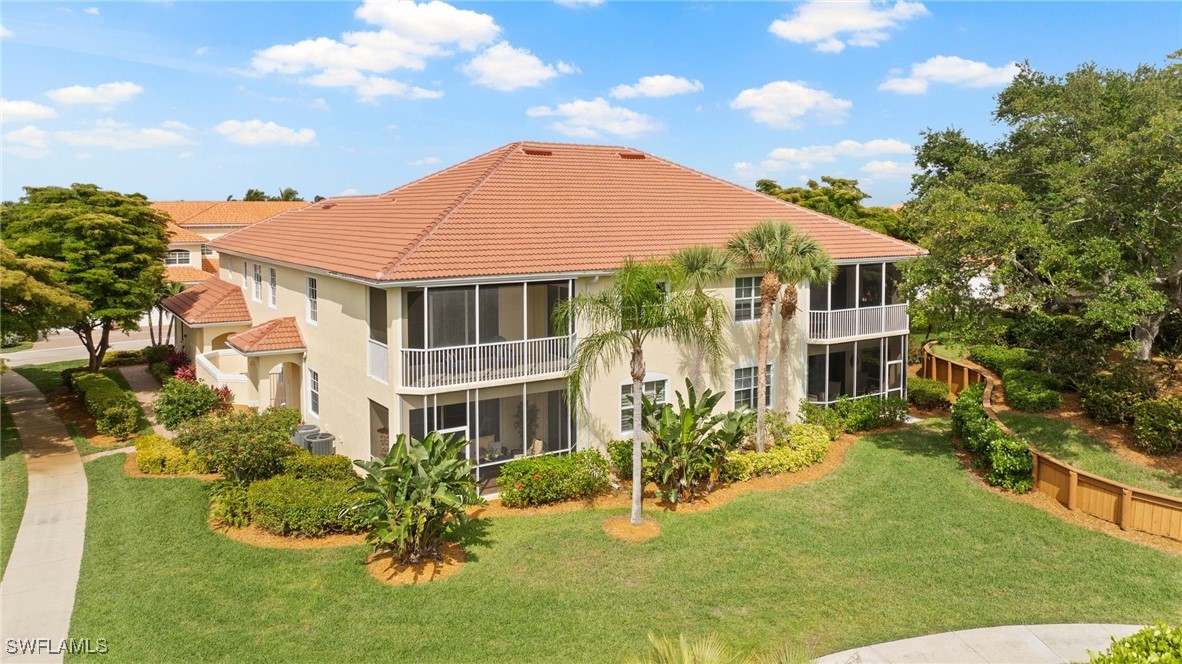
[808,303,909,341]
[401,334,572,389]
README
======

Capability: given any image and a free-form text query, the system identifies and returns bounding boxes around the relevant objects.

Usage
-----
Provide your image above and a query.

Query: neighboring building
[164,142,923,493]
[152,200,307,262]
[164,223,214,285]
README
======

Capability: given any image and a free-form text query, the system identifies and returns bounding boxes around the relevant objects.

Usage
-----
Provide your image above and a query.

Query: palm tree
[667,246,733,392]
[726,220,799,451]
[554,257,717,527]
[772,236,834,412]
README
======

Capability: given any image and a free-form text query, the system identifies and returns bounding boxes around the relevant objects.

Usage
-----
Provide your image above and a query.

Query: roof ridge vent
[320,202,337,209]
[522,147,553,156]
[618,151,645,160]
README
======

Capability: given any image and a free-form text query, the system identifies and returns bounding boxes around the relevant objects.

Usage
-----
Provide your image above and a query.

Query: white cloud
[1,99,57,123]
[46,81,143,106]
[83,7,100,15]
[195,46,209,56]
[729,81,851,129]
[75,152,94,161]
[879,55,1019,94]
[0,24,12,38]
[861,159,915,179]
[5,125,50,148]
[462,41,572,91]
[55,119,194,150]
[178,151,194,159]
[160,120,192,131]
[610,75,703,99]
[556,0,603,6]
[769,0,928,53]
[311,98,330,110]
[406,156,441,166]
[337,187,361,196]
[215,119,315,146]
[251,0,501,101]
[526,97,662,138]
[762,138,911,170]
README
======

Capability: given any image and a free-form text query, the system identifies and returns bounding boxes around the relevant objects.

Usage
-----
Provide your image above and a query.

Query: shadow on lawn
[861,420,956,461]
[451,513,494,562]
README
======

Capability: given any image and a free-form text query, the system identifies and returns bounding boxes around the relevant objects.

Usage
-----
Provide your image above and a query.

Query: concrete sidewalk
[0,372,89,663]
[816,624,1143,664]
[117,365,170,438]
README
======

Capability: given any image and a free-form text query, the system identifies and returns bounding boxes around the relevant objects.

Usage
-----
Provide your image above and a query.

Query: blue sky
[2,1,1178,205]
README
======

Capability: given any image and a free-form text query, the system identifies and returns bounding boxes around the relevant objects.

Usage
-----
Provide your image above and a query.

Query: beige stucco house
[154,201,307,284]
[162,142,922,493]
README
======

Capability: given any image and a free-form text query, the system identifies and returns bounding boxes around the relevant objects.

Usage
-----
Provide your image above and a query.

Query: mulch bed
[214,522,366,549]
[603,515,660,542]
[47,387,124,448]
[366,542,466,586]
[123,451,221,481]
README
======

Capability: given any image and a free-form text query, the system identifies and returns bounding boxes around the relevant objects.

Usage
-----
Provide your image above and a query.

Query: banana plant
[347,431,482,563]
[708,407,756,490]
[641,379,727,503]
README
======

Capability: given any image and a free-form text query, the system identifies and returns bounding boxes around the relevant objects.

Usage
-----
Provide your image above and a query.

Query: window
[164,249,190,266]
[306,277,318,323]
[268,268,277,308]
[201,245,215,256]
[734,277,760,321]
[307,368,320,417]
[252,264,262,302]
[620,380,667,433]
[734,366,772,409]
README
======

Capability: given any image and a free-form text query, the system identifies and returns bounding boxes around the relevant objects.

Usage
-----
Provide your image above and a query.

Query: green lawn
[68,420,1182,662]
[1,400,27,577]
[1000,412,1182,498]
[0,341,34,354]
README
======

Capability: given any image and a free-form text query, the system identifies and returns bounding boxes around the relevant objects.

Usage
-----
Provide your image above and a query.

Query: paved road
[3,330,154,368]
[0,372,88,663]
[816,624,1143,664]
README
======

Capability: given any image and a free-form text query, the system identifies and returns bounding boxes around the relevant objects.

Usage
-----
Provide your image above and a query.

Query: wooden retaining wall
[920,345,1182,542]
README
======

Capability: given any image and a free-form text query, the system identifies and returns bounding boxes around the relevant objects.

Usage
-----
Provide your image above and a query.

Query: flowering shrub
[175,408,301,484]
[499,450,611,508]
[166,348,190,373]
[174,364,197,382]
[153,377,230,430]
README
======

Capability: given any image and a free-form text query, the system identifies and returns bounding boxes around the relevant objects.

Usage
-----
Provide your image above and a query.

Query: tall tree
[2,184,169,370]
[0,241,88,341]
[773,236,835,412]
[907,52,1182,358]
[727,221,800,450]
[757,177,920,243]
[233,188,306,202]
[243,188,268,202]
[666,246,732,392]
[554,258,706,527]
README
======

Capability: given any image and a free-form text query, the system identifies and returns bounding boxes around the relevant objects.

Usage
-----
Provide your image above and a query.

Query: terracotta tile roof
[211,142,925,282]
[201,257,220,273]
[226,317,305,354]
[151,201,307,227]
[164,266,213,284]
[166,223,207,244]
[160,277,251,325]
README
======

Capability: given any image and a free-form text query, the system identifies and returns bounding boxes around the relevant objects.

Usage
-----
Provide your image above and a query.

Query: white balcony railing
[807,303,909,341]
[401,334,573,389]
[368,339,389,383]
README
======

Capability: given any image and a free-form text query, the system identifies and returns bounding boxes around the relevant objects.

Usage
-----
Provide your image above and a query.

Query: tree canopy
[756,176,920,243]
[1,184,169,368]
[0,241,88,341]
[228,187,306,202]
[903,52,1182,358]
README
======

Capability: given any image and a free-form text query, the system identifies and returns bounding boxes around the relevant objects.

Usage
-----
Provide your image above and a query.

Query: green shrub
[209,479,249,528]
[1089,622,1182,664]
[640,382,737,503]
[148,361,173,384]
[1005,311,1113,388]
[723,424,830,480]
[908,377,950,409]
[1002,368,1062,412]
[72,371,138,439]
[798,401,846,440]
[142,344,172,364]
[61,366,89,390]
[153,378,228,430]
[134,434,208,474]
[606,438,642,481]
[1133,397,1182,455]
[1080,361,1158,425]
[950,382,987,440]
[499,450,612,508]
[719,451,756,483]
[175,408,301,484]
[970,345,1037,376]
[985,436,1034,492]
[348,431,481,562]
[101,349,146,367]
[281,451,356,481]
[834,396,908,432]
[247,475,364,537]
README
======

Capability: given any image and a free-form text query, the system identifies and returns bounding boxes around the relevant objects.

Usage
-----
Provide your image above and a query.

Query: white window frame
[268,268,277,309]
[305,276,318,324]
[733,364,772,410]
[734,276,761,322]
[241,261,248,290]
[164,249,190,266]
[200,245,215,257]
[307,368,320,418]
[252,264,262,302]
[620,377,668,434]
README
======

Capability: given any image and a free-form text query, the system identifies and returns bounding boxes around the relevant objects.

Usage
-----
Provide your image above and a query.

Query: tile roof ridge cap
[374,142,522,280]
[642,150,924,255]
[376,142,523,199]
[207,204,308,249]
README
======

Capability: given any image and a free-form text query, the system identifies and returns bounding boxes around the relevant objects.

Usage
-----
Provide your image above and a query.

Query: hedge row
[950,382,1033,493]
[246,475,365,537]
[499,450,611,508]
[72,371,139,439]
[908,377,950,409]
[720,424,830,483]
[1001,368,1062,413]
[134,434,209,475]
